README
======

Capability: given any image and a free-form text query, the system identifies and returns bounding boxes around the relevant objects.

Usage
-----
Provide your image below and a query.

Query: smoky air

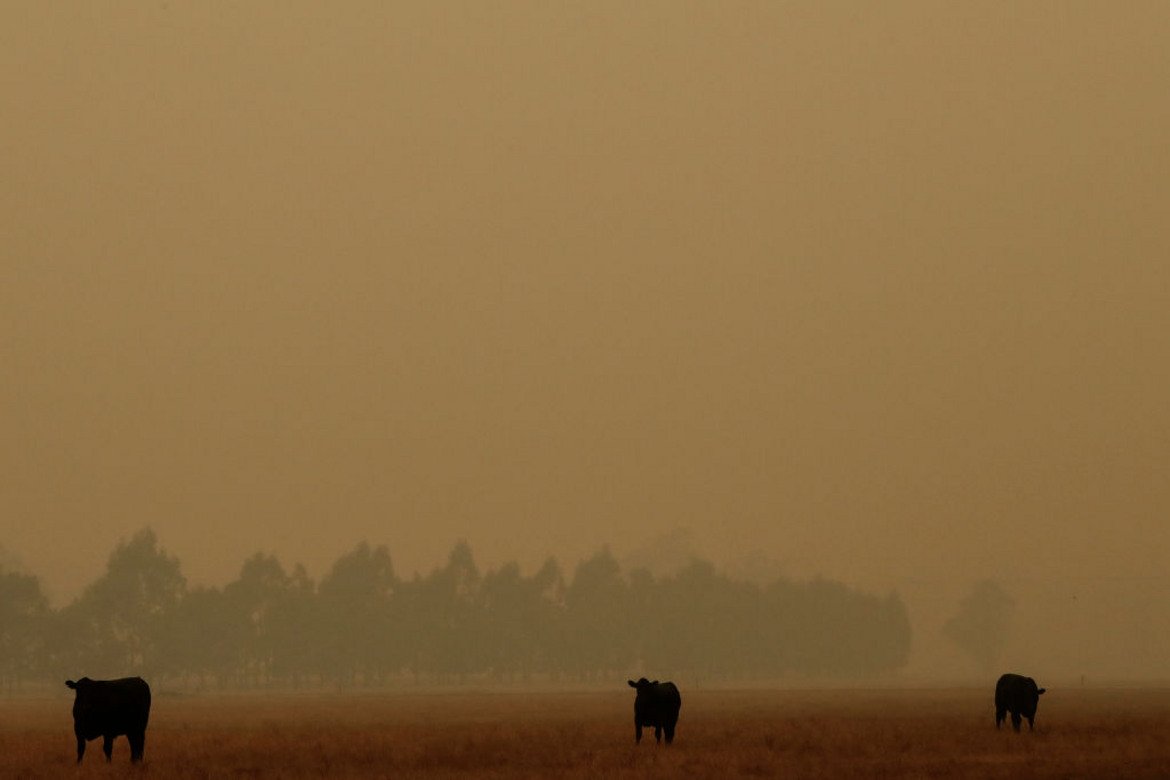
[4,1,1169,683]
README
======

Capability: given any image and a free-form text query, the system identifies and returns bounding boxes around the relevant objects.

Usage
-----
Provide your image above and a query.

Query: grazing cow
[627,678,682,744]
[995,673,1045,732]
[65,677,151,763]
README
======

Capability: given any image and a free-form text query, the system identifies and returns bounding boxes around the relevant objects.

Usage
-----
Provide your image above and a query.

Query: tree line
[0,529,911,690]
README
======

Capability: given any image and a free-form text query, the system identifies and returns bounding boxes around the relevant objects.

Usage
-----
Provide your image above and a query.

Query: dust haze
[2,2,1168,683]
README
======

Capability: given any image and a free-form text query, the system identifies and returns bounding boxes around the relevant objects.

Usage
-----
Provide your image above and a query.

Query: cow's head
[628,678,658,692]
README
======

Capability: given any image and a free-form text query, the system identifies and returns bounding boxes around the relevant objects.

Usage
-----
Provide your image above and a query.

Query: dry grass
[3,686,1169,778]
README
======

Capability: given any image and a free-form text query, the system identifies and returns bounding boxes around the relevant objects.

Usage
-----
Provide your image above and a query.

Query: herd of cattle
[64,671,1046,763]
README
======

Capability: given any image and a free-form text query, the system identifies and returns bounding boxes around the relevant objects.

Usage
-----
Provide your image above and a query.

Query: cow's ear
[628,680,637,688]
[1037,688,1046,695]
[66,680,77,689]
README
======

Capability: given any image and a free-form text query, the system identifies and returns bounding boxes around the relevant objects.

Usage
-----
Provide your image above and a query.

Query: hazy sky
[3,2,1168,672]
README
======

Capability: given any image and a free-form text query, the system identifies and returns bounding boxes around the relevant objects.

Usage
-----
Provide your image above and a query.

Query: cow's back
[995,673,1034,707]
[656,682,681,711]
[95,677,151,717]
[636,682,681,724]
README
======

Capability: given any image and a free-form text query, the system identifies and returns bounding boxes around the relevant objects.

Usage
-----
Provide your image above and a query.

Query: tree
[60,528,186,677]
[317,542,398,686]
[943,580,1015,674]
[756,575,912,679]
[221,553,314,687]
[562,548,634,679]
[403,541,483,680]
[0,566,49,690]
[267,564,316,686]
[646,559,762,678]
[164,585,233,689]
[478,557,564,680]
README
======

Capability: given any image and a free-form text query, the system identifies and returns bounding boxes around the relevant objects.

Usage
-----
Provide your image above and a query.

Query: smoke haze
[3,2,1168,680]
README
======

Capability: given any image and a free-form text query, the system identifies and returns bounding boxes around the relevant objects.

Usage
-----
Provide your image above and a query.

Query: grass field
[3,686,1169,778]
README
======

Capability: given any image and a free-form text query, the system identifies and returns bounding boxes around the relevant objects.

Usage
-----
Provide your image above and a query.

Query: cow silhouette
[627,678,681,744]
[65,677,151,763]
[995,673,1045,731]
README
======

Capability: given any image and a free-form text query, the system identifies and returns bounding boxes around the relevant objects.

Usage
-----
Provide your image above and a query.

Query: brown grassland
[3,686,1169,778]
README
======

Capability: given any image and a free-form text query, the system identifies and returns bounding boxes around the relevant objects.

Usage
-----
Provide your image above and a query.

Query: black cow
[65,677,151,763]
[627,678,681,744]
[995,673,1045,732]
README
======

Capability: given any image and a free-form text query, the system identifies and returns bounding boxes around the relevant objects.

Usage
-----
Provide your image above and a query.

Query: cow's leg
[654,726,662,743]
[129,730,146,762]
[995,708,1005,729]
[102,734,114,761]
[1027,716,1034,732]
[75,735,86,763]
[664,723,675,745]
[1011,713,1022,732]
[635,721,642,744]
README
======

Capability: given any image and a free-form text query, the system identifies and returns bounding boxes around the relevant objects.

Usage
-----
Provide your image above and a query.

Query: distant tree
[562,548,633,679]
[222,553,313,687]
[403,541,482,680]
[267,564,316,686]
[164,585,233,689]
[869,592,913,673]
[479,557,564,680]
[529,557,566,673]
[14,531,918,688]
[0,566,50,690]
[943,580,1015,674]
[317,542,398,686]
[759,576,912,678]
[59,529,186,677]
[652,559,762,678]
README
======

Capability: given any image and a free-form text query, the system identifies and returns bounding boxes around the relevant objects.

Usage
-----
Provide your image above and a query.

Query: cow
[627,678,681,745]
[65,677,151,763]
[995,673,1045,732]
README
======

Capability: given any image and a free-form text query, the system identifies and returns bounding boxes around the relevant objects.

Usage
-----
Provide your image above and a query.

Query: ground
[5,685,1169,777]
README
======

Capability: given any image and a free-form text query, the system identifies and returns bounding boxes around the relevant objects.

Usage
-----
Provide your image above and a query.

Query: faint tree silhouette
[164,585,231,689]
[479,557,564,681]
[4,533,917,687]
[943,579,1015,674]
[0,566,49,690]
[222,553,313,687]
[60,528,186,677]
[563,547,634,679]
[403,541,482,681]
[317,542,398,686]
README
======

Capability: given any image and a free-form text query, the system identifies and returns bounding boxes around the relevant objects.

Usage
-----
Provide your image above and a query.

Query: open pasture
[4,686,1169,778]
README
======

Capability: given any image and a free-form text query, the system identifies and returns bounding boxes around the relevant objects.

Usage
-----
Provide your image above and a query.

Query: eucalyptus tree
[0,566,49,690]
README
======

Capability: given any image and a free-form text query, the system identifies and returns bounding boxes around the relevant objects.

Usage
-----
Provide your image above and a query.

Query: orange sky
[3,2,1168,678]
